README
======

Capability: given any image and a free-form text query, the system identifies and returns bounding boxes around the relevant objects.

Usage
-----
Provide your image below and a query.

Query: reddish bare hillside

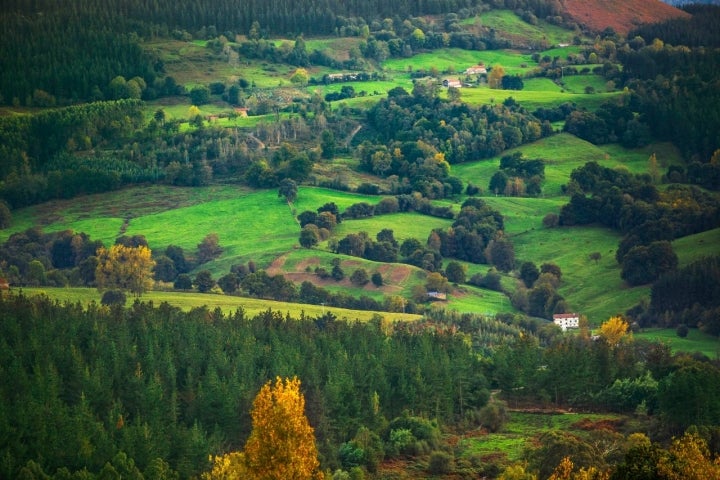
[561,0,691,35]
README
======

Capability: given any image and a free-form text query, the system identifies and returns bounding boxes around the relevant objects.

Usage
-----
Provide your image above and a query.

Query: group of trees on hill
[560,161,720,286]
[643,255,720,334]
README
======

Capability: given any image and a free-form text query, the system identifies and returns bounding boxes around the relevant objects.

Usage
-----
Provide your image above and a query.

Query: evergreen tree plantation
[1,0,719,478]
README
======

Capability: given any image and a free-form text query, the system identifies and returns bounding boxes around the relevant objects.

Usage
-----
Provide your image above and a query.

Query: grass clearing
[15,287,421,323]
[460,411,624,466]
[560,74,612,94]
[458,86,623,111]
[476,10,577,47]
[332,212,454,244]
[635,328,720,360]
[510,224,641,323]
[382,48,534,76]
[673,228,720,266]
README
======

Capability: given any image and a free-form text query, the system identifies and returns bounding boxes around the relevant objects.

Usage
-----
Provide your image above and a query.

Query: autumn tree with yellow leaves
[95,244,155,297]
[205,377,322,480]
[598,316,630,347]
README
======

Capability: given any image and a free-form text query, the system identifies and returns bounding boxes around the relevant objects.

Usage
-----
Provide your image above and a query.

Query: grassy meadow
[460,411,626,467]
[635,328,720,360]
[16,287,421,322]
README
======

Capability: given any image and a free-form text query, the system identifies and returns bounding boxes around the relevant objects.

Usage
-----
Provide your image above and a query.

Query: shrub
[174,273,193,290]
[427,451,454,475]
[676,324,689,338]
[101,289,126,306]
[350,268,369,286]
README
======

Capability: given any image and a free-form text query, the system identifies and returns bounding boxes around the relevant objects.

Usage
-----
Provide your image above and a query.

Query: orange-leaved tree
[246,376,322,480]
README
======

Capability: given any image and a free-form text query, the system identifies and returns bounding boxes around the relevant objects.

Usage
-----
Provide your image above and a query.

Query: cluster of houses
[442,63,488,88]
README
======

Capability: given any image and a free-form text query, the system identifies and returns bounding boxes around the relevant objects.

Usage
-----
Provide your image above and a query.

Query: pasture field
[472,10,579,47]
[382,48,534,76]
[332,212,455,244]
[521,77,563,92]
[560,73,612,93]
[460,411,627,467]
[303,37,363,61]
[635,328,720,360]
[293,186,383,212]
[480,10,574,47]
[458,85,623,112]
[510,224,640,324]
[452,134,672,197]
[672,228,720,266]
[15,288,421,323]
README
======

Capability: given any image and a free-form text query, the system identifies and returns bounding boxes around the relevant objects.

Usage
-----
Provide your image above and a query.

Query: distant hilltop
[561,0,691,35]
[661,0,720,5]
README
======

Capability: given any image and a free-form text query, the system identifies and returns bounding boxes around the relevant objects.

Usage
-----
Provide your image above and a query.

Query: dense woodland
[2,293,720,479]
[1,0,720,478]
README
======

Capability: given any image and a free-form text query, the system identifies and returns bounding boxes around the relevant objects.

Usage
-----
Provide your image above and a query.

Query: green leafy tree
[0,201,12,229]
[190,86,211,105]
[520,261,540,288]
[445,261,466,283]
[321,130,336,159]
[197,233,223,264]
[299,225,320,248]
[279,178,298,203]
[194,270,215,293]
[174,273,193,290]
[350,268,369,286]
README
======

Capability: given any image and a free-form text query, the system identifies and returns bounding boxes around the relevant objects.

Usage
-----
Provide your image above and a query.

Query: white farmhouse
[553,313,580,331]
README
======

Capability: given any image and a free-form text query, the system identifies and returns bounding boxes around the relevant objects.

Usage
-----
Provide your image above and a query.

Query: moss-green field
[15,287,421,323]
[635,328,720,359]
[460,411,626,466]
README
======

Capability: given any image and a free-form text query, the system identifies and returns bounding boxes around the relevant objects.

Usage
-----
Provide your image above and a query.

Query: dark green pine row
[0,293,489,478]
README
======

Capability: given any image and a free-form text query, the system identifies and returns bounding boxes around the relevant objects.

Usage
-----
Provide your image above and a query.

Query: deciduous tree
[197,233,223,264]
[243,377,322,480]
[598,316,630,347]
[96,244,155,296]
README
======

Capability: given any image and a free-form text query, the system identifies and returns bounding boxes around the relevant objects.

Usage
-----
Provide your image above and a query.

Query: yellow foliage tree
[598,316,630,347]
[95,244,155,297]
[657,432,720,480]
[488,64,506,89]
[203,452,248,480]
[499,463,537,480]
[243,377,322,480]
[548,456,573,480]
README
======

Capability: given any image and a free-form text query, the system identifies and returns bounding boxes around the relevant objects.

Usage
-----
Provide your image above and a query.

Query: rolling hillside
[561,0,690,34]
